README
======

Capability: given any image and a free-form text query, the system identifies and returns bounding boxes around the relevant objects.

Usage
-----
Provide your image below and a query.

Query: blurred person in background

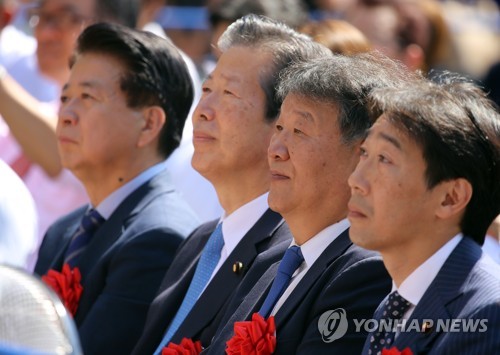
[208,0,308,59]
[155,0,212,79]
[344,0,456,74]
[304,0,354,20]
[299,17,371,54]
[0,160,37,270]
[0,0,36,68]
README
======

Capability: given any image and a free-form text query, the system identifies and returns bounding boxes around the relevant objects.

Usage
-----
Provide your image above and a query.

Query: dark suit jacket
[132,209,291,354]
[34,170,200,355]
[206,228,392,354]
[362,237,500,355]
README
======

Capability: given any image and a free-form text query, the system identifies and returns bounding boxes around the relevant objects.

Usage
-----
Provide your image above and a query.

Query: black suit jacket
[206,228,391,354]
[362,237,500,354]
[132,209,291,354]
[34,170,200,355]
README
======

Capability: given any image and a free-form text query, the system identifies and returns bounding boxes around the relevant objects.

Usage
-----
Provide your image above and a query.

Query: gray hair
[277,51,417,144]
[218,14,331,121]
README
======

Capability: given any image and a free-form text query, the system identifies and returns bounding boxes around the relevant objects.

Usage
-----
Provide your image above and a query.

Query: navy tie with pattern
[368,290,412,355]
[258,245,304,318]
[64,209,105,267]
[154,223,225,354]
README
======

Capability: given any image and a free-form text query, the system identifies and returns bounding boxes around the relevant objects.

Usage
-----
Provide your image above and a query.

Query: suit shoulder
[124,190,201,239]
[453,255,500,315]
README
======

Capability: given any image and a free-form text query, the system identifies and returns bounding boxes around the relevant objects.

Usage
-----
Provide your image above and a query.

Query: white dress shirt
[202,192,271,293]
[270,218,351,316]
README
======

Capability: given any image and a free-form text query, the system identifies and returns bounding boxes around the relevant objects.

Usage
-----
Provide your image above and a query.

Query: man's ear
[137,106,166,148]
[436,178,472,219]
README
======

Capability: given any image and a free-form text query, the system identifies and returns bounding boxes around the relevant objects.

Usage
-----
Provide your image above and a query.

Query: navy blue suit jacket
[206,228,392,354]
[132,209,291,354]
[362,237,500,355]
[34,170,200,355]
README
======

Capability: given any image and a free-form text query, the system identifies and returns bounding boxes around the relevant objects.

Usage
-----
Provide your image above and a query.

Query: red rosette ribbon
[382,347,413,355]
[42,263,83,316]
[162,338,202,355]
[226,313,276,355]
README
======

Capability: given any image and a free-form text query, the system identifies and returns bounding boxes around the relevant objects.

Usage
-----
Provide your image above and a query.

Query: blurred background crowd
[0,0,499,271]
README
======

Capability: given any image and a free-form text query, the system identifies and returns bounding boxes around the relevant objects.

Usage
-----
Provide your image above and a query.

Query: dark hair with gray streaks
[277,51,415,145]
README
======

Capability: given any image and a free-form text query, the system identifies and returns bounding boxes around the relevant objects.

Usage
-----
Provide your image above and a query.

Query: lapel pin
[233,261,244,275]
[422,320,433,334]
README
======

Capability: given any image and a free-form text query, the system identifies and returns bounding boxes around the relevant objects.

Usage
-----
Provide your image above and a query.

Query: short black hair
[74,22,194,159]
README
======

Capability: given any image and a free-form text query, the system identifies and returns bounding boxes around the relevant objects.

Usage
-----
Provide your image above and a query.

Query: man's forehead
[39,0,95,16]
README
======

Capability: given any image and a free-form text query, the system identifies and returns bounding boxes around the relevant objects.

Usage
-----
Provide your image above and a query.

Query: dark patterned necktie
[258,245,304,318]
[64,209,105,267]
[368,290,412,355]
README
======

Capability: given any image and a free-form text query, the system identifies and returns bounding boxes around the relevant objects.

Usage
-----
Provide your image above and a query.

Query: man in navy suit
[33,23,200,354]
[131,15,333,354]
[205,53,416,354]
[348,76,500,354]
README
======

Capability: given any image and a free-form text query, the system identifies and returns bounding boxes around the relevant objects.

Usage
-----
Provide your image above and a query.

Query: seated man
[34,23,199,354]
[206,52,415,354]
[348,76,500,354]
[132,15,332,354]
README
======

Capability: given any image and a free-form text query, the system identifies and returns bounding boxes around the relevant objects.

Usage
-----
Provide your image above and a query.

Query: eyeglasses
[28,7,90,30]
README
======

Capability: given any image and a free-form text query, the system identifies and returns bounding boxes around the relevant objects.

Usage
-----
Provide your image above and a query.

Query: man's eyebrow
[378,131,402,150]
[61,81,102,93]
[366,128,402,150]
[296,109,314,123]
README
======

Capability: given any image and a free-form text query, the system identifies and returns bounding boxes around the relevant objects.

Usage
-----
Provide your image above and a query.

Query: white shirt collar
[394,233,463,307]
[270,218,350,316]
[219,192,270,256]
[95,162,167,219]
[292,218,350,270]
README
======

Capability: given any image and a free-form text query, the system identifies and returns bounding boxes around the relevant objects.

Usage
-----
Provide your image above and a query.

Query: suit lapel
[393,238,482,353]
[274,229,352,329]
[175,209,283,339]
[77,170,175,282]
[144,221,217,340]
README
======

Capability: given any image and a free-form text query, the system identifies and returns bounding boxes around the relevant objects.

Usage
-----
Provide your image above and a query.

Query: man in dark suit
[132,15,333,354]
[348,76,500,354]
[205,53,416,354]
[33,23,200,354]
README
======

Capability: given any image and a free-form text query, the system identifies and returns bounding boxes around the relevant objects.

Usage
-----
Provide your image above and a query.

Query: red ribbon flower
[42,263,83,317]
[226,313,276,355]
[162,338,202,355]
[382,347,413,355]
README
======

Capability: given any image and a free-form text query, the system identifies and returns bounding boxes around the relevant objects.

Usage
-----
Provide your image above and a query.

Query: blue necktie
[64,209,105,267]
[368,291,411,355]
[154,223,225,354]
[259,245,304,318]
